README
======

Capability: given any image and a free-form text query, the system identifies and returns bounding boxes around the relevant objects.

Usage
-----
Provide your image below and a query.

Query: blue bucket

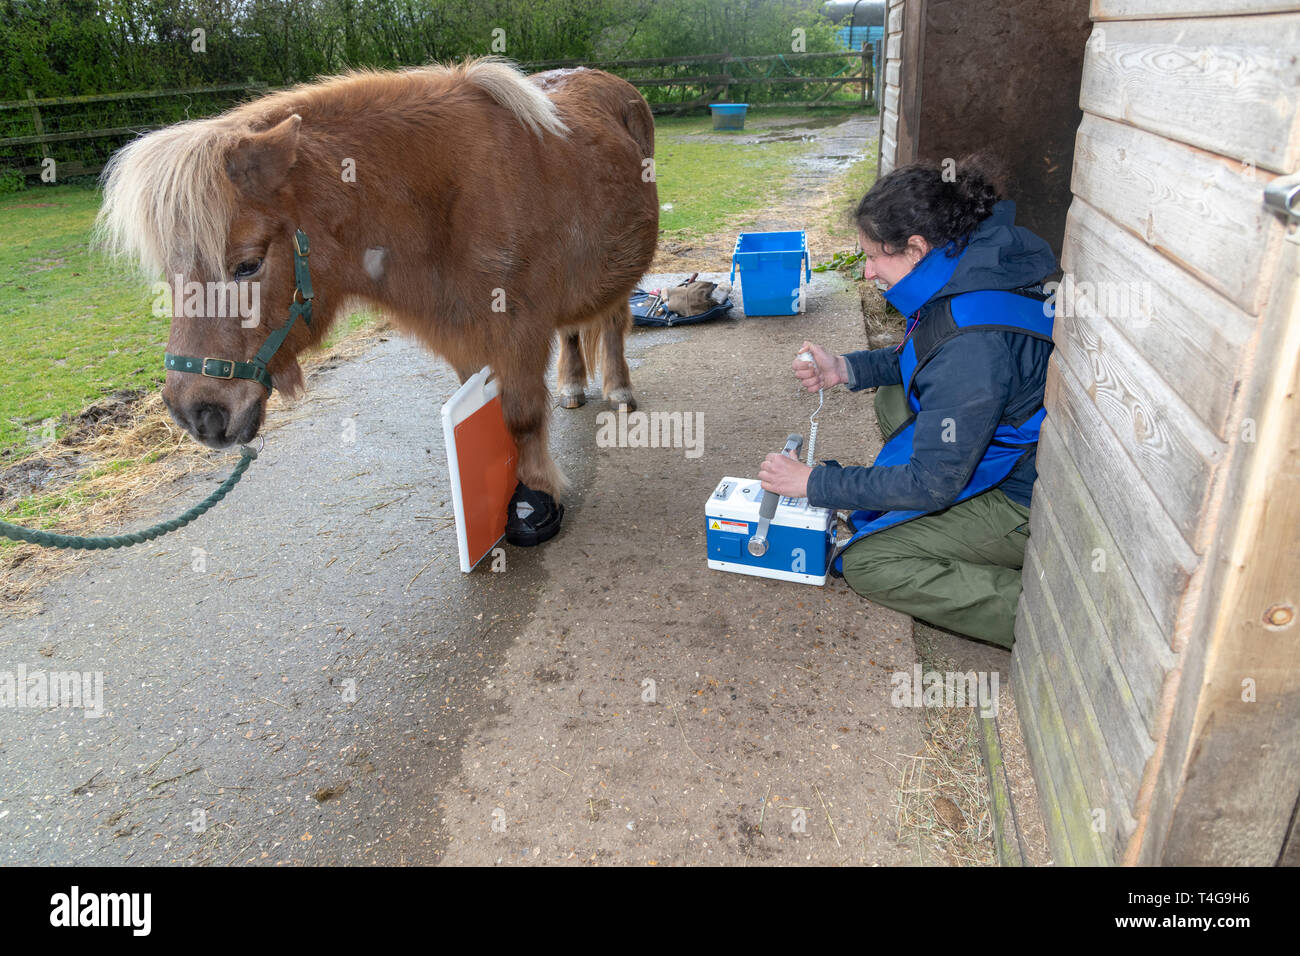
[709,103,748,130]
[730,231,811,317]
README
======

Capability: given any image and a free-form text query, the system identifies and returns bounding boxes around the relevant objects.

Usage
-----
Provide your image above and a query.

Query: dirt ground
[431,269,929,865]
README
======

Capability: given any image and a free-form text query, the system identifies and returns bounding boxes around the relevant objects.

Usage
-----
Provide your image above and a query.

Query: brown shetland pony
[97,58,657,512]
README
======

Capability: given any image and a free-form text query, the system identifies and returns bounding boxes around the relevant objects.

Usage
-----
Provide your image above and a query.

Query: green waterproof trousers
[838,384,1031,647]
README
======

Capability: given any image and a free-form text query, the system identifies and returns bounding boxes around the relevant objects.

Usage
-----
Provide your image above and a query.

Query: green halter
[163,229,314,393]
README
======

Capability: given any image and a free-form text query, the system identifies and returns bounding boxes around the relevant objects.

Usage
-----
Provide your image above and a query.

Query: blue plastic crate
[709,102,748,130]
[729,231,811,317]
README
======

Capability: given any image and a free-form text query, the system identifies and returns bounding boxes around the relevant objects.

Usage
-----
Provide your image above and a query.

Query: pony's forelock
[96,118,241,280]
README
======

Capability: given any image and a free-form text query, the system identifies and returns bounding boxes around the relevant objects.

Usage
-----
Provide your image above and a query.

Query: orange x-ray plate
[440,367,518,572]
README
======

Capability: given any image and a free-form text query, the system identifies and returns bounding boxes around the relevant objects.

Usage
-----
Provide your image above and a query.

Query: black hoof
[504,481,564,547]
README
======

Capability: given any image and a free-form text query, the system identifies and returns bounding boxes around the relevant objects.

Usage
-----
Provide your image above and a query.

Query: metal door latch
[1264,171,1300,224]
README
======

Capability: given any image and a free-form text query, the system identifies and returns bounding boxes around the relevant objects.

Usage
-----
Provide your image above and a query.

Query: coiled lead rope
[0,444,259,550]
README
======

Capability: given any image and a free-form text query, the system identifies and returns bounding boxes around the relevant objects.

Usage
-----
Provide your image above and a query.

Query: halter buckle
[201,357,235,379]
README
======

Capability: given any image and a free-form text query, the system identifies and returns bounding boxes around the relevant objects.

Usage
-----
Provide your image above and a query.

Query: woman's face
[858,231,932,289]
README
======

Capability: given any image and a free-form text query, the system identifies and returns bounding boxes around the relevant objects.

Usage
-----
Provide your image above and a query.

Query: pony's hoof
[504,481,564,547]
[607,389,637,412]
[560,387,586,409]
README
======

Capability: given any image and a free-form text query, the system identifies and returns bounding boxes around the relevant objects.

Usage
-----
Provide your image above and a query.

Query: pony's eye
[233,259,262,279]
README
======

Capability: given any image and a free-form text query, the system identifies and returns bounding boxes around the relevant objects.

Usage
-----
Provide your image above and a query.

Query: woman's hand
[759,450,812,499]
[793,341,848,392]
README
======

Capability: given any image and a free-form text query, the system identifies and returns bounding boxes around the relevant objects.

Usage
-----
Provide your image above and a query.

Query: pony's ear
[225,114,301,200]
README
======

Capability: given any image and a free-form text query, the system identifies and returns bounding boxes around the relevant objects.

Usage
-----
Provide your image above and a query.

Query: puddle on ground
[684,110,857,143]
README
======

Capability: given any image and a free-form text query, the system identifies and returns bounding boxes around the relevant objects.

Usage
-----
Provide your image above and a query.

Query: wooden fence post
[26,89,50,162]
[861,44,874,106]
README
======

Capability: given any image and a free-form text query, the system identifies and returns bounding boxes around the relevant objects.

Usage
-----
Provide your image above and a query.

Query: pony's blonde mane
[96,57,565,280]
[96,116,243,280]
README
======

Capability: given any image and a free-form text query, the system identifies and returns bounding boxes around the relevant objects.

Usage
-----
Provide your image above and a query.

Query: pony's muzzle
[164,390,264,449]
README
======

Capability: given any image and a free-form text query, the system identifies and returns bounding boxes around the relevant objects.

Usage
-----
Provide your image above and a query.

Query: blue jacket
[806,200,1057,513]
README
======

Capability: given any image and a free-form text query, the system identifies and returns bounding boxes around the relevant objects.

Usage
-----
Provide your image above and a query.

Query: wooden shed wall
[878,0,907,174]
[1012,0,1300,864]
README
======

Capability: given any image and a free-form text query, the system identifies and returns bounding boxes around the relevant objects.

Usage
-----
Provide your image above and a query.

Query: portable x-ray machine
[706,353,836,586]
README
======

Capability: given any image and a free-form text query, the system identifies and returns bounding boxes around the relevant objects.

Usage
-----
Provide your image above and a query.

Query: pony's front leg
[500,343,567,547]
[556,331,587,409]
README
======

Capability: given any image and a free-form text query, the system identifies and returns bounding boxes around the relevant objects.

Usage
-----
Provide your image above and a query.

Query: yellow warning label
[711,519,749,534]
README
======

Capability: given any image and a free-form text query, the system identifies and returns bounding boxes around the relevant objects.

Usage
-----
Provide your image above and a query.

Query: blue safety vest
[832,251,1054,573]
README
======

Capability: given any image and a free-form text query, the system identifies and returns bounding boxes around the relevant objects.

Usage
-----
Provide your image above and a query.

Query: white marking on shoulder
[363,246,388,281]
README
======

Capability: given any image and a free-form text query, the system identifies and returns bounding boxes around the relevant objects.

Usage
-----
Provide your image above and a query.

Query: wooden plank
[1070,113,1284,316]
[895,0,924,167]
[1092,0,1300,20]
[1062,198,1253,439]
[1011,643,1077,865]
[1032,420,1176,730]
[626,74,730,87]
[1280,801,1300,866]
[1028,488,1162,756]
[1043,359,1199,639]
[1013,605,1117,864]
[17,161,100,178]
[0,82,265,111]
[1052,271,1226,547]
[884,84,899,115]
[887,33,901,59]
[634,75,867,89]
[1158,235,1300,865]
[0,125,159,148]
[888,0,904,33]
[649,100,871,115]
[977,714,1025,865]
[881,108,899,157]
[520,50,859,71]
[1080,15,1300,174]
[1021,539,1146,837]
[880,134,897,173]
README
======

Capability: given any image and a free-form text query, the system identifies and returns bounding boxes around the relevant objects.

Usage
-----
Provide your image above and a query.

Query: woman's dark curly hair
[854,152,1007,257]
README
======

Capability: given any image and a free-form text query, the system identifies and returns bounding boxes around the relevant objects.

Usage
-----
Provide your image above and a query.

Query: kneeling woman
[759,155,1057,647]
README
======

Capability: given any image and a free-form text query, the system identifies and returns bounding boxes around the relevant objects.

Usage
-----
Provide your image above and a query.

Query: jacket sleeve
[842,348,903,391]
[807,334,1014,512]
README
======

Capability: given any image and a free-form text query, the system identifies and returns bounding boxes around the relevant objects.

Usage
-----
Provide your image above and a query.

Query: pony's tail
[579,304,632,385]
[579,321,605,385]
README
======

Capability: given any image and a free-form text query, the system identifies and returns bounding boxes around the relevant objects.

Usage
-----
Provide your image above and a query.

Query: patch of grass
[823,152,877,251]
[0,183,380,460]
[0,183,165,455]
[323,309,378,348]
[653,112,819,242]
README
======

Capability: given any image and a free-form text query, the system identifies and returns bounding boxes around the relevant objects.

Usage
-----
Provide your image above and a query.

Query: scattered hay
[890,642,997,867]
[0,316,392,616]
